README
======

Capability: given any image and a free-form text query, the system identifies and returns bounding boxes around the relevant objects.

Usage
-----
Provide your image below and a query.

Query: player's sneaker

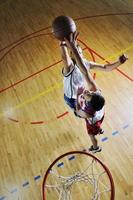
[99,128,104,134]
[89,145,102,153]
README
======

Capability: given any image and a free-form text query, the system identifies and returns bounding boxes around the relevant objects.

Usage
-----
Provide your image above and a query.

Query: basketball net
[42,151,115,200]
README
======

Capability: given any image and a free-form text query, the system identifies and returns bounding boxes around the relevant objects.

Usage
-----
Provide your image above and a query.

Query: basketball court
[0,0,133,199]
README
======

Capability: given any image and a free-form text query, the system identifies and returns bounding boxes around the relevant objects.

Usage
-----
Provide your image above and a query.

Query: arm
[64,34,99,91]
[75,87,93,119]
[75,98,93,118]
[75,109,92,118]
[90,54,128,71]
[70,44,98,91]
[59,42,73,74]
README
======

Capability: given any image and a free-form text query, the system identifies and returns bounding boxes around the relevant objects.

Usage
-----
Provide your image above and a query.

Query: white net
[43,152,114,200]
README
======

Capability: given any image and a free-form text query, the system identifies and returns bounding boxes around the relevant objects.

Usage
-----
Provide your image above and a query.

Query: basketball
[52,16,76,41]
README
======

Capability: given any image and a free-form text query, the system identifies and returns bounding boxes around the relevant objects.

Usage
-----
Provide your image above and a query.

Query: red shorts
[85,115,104,135]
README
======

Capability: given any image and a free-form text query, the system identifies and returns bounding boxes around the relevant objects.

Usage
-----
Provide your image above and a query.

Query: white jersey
[86,107,105,124]
[63,59,91,99]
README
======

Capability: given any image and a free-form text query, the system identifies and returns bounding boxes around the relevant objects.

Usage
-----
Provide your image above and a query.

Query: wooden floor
[0,0,133,199]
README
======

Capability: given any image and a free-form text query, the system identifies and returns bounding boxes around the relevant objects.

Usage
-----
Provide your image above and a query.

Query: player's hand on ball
[64,31,79,49]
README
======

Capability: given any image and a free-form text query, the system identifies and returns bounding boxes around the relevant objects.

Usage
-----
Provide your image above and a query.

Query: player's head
[83,90,105,111]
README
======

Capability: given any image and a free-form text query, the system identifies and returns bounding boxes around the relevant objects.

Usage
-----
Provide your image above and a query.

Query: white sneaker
[89,145,102,153]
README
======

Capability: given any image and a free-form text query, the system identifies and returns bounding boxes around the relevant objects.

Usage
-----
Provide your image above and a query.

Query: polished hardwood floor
[0,0,133,199]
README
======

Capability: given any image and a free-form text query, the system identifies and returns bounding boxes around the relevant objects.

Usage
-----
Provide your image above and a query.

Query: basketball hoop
[42,151,115,200]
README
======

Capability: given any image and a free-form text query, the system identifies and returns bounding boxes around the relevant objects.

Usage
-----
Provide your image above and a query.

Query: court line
[34,175,41,181]
[123,124,129,129]
[0,26,51,53]
[0,60,62,93]
[0,46,90,94]
[1,40,132,94]
[112,131,119,136]
[22,181,29,187]
[56,111,69,119]
[78,39,133,82]
[0,33,52,63]
[74,12,133,21]
[7,117,19,122]
[100,45,133,63]
[0,41,95,120]
[0,12,133,53]
[0,82,62,118]
[3,41,132,124]
[0,14,133,93]
[0,121,131,199]
[101,137,108,142]
[0,13,133,200]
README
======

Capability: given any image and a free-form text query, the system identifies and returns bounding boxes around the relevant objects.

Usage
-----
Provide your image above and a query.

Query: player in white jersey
[60,32,127,153]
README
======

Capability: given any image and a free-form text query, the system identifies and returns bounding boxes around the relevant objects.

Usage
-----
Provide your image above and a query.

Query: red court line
[74,12,133,21]
[4,39,133,125]
[9,112,70,124]
[1,12,133,53]
[0,12,132,69]
[78,39,96,62]
[93,73,96,80]
[116,68,133,82]
[0,14,132,94]
[30,121,45,124]
[1,25,132,125]
[0,26,51,53]
[0,60,62,93]
[0,33,52,62]
[8,118,19,122]
[86,47,133,82]
[0,47,90,94]
[0,44,103,94]
[56,111,69,119]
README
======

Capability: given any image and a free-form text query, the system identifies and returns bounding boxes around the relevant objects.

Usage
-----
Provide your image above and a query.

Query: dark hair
[90,93,105,111]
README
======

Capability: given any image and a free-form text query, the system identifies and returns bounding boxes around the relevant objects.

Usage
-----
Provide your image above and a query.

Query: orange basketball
[52,16,76,41]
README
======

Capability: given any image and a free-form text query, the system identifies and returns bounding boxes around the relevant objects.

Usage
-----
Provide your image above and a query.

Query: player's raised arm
[64,33,99,92]
[90,54,128,71]
[59,41,73,74]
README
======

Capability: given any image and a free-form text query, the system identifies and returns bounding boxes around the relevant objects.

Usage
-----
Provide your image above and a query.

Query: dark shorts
[64,94,76,110]
[85,115,104,135]
[64,94,84,118]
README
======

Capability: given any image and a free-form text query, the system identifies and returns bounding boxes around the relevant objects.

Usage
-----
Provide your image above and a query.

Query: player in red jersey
[60,32,127,153]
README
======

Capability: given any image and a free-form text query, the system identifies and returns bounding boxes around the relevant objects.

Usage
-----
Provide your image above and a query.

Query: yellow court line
[0,81,63,118]
[15,82,62,109]
[1,43,133,119]
[99,44,133,64]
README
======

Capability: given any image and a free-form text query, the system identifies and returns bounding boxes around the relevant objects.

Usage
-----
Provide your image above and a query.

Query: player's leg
[88,133,102,153]
[85,119,102,153]
[89,134,98,148]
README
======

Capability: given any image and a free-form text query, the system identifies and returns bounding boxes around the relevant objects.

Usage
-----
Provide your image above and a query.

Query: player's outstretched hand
[119,54,128,64]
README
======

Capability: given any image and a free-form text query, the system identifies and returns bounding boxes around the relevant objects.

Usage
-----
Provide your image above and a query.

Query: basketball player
[60,32,127,153]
